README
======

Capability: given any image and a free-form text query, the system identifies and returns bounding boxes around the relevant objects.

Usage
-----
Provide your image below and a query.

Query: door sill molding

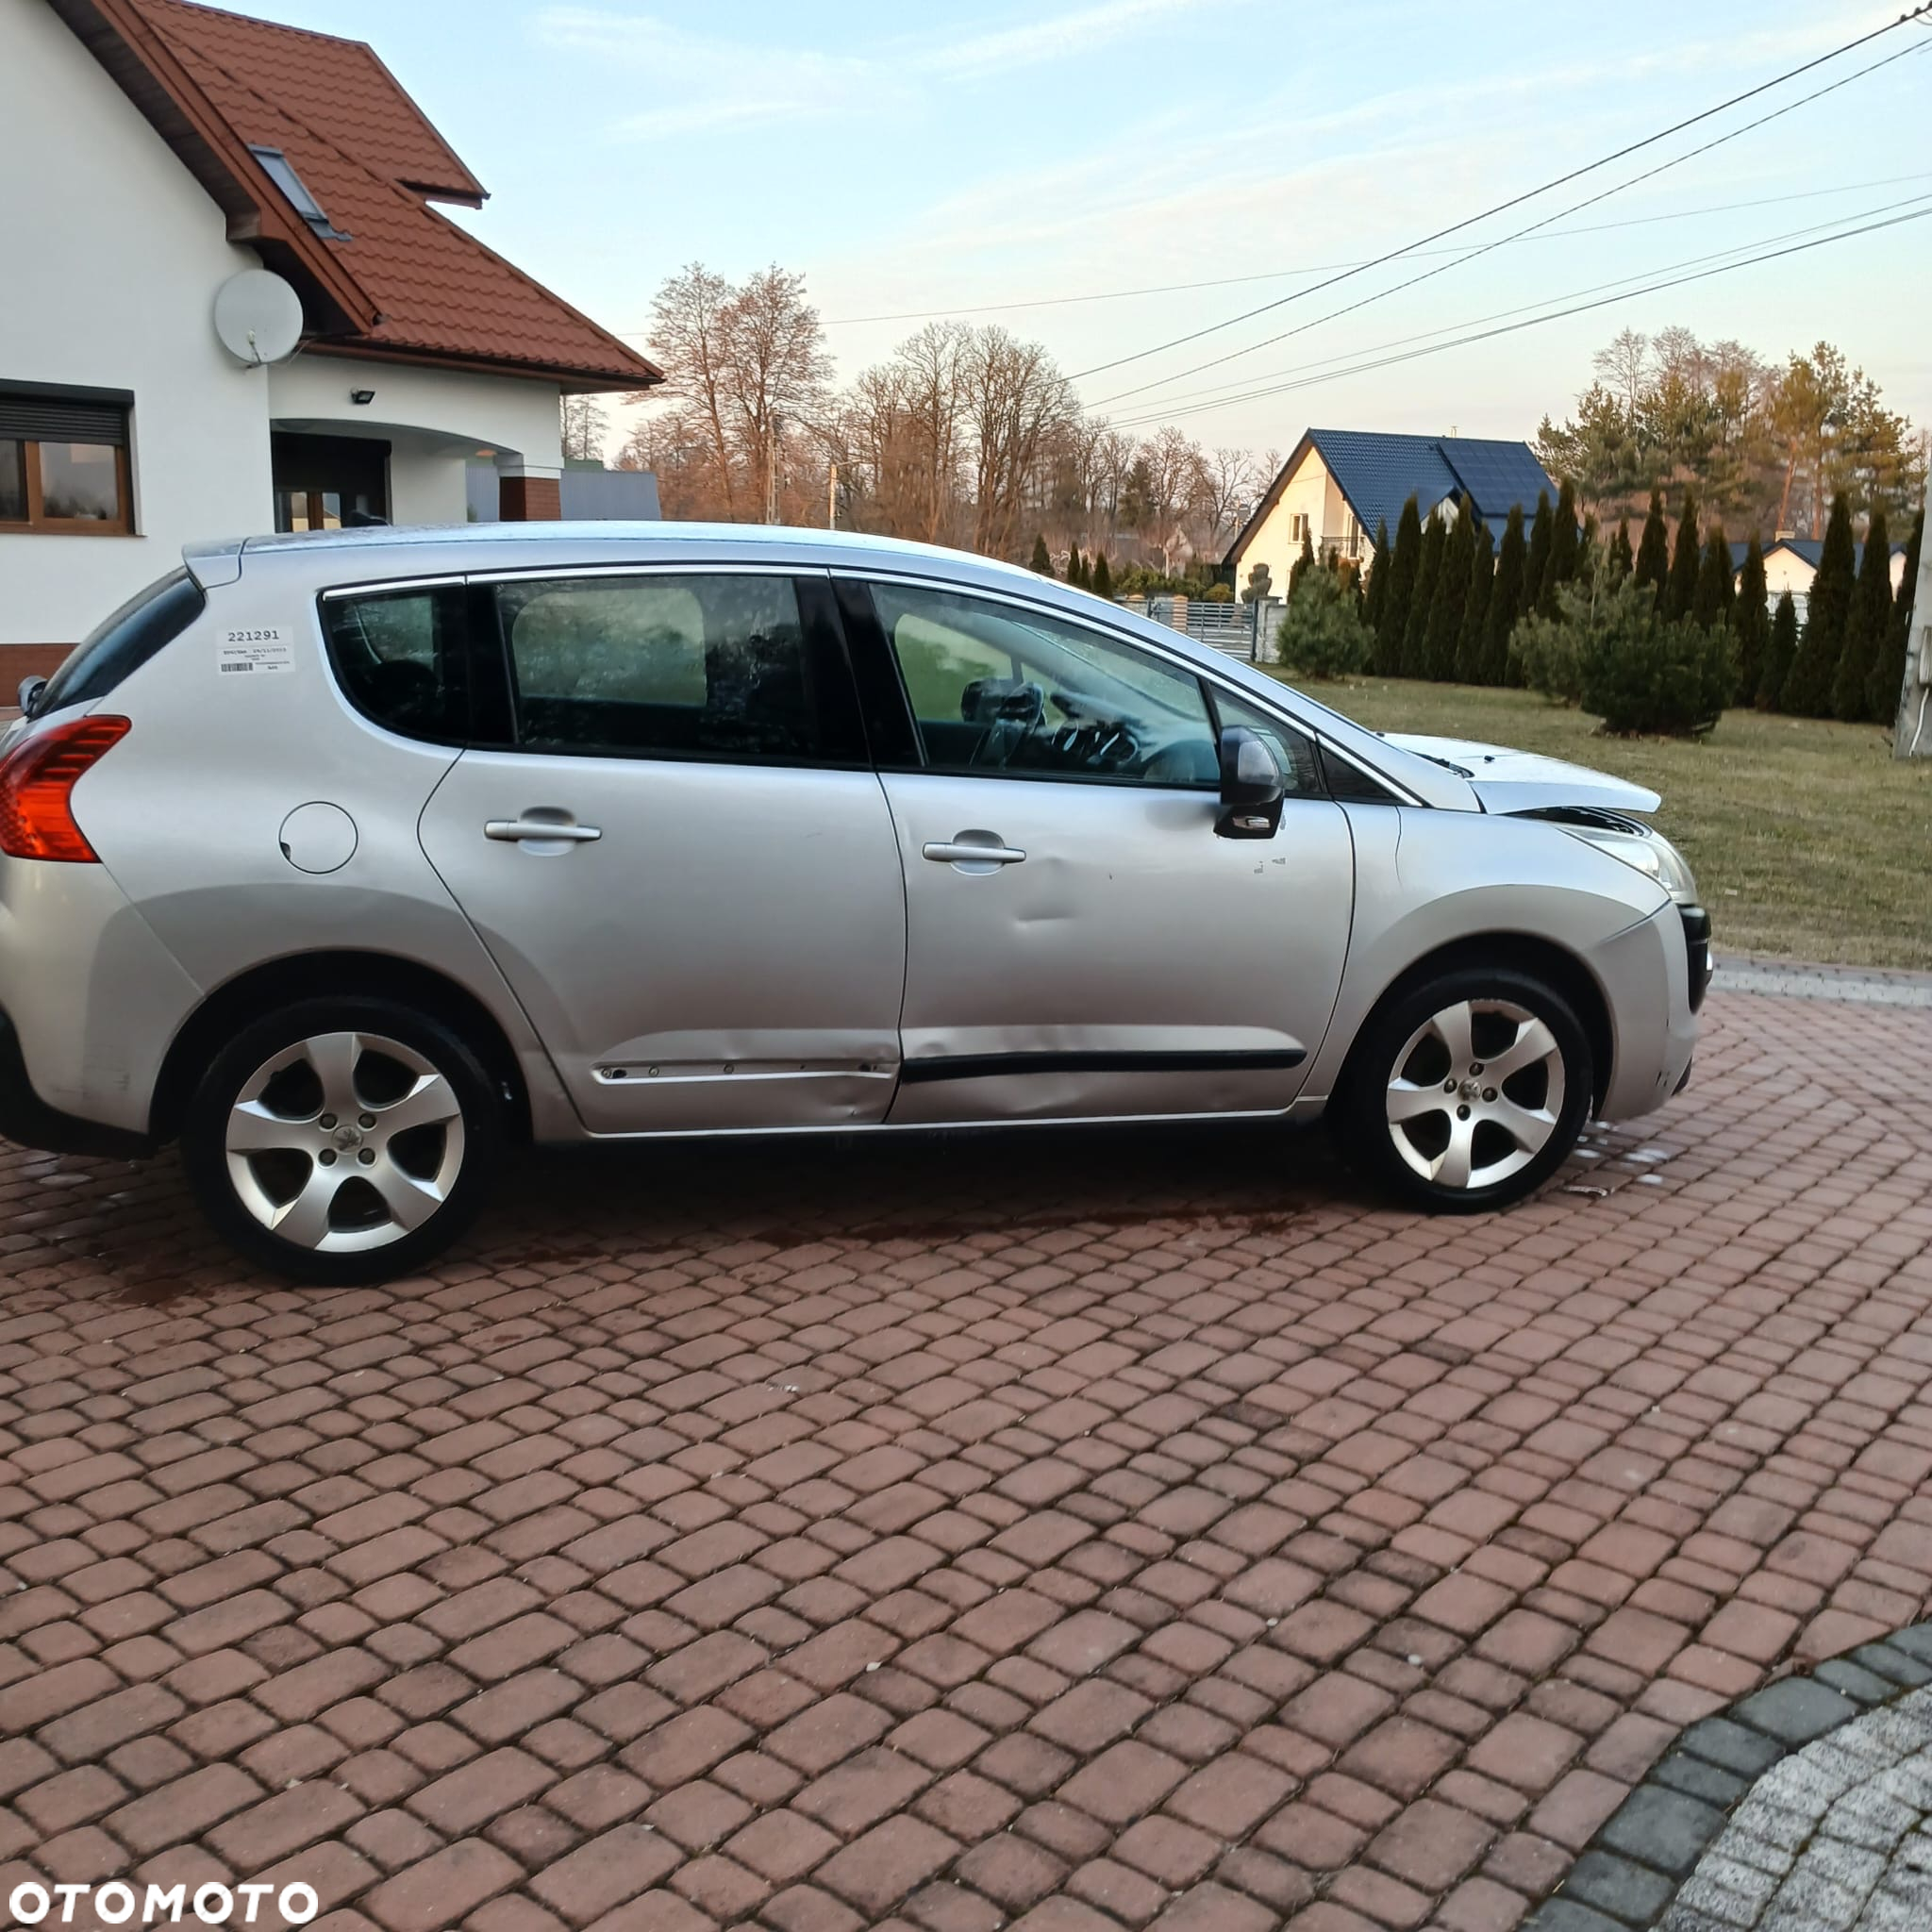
[898,1048,1306,1085]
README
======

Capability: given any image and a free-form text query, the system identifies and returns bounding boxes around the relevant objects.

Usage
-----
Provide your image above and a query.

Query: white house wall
[265,352,565,529]
[0,0,273,647]
[1233,450,1374,600]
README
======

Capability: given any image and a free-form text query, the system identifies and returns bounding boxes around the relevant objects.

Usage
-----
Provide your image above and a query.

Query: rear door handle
[486,817,602,844]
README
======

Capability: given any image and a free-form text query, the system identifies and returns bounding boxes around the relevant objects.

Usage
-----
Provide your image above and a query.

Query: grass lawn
[1266,675,1932,971]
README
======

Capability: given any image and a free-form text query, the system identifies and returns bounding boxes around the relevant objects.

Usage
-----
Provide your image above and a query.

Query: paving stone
[1557,1849,1678,1925]
[1731,1679,1859,1749]
[1596,1787,1728,1878]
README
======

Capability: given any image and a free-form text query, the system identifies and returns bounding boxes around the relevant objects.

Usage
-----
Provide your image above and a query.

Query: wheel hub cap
[1386,998,1566,1192]
[224,1030,465,1254]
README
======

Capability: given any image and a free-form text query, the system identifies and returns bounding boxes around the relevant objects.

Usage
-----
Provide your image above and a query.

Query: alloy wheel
[1385,997,1567,1191]
[224,1030,466,1252]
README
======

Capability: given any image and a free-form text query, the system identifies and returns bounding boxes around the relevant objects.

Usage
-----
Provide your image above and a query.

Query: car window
[322,584,470,743]
[1208,686,1322,797]
[493,574,861,764]
[872,582,1218,788]
[36,569,206,716]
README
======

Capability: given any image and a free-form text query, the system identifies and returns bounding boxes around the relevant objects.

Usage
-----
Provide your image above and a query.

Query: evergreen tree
[1664,491,1701,623]
[1522,492,1554,619]
[1734,538,1770,707]
[1456,518,1495,683]
[1289,529,1316,600]
[1424,498,1475,679]
[1633,490,1670,607]
[1869,508,1922,724]
[1834,507,1891,722]
[1361,519,1390,641]
[1029,534,1053,576]
[1541,481,1581,614]
[1066,542,1085,588]
[1608,519,1635,579]
[1782,494,1856,716]
[1691,523,1731,632]
[1760,591,1798,709]
[1482,503,1527,686]
[1091,552,1112,600]
[1403,511,1446,676]
[1378,496,1424,675]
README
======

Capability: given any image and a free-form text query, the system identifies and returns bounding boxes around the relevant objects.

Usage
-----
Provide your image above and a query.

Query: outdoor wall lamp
[350,389,375,406]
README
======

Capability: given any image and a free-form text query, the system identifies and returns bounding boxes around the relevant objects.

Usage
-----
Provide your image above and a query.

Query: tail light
[0,716,131,862]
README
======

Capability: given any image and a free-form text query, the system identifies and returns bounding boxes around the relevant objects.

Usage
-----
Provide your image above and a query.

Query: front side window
[322,585,471,744]
[873,581,1220,788]
[493,573,860,763]
[0,392,132,535]
[1208,685,1322,797]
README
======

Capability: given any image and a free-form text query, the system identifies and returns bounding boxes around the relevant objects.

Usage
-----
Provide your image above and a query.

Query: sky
[239,0,1931,459]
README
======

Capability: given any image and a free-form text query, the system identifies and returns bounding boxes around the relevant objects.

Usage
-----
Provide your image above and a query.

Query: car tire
[1339,965,1592,1213]
[181,996,502,1285]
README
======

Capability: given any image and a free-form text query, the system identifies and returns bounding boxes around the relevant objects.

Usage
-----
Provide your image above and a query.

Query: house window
[1291,512,1310,542]
[248,145,351,242]
[1344,511,1361,558]
[0,390,133,535]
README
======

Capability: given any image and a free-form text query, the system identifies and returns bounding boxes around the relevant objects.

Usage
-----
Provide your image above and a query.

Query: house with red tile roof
[2,0,661,679]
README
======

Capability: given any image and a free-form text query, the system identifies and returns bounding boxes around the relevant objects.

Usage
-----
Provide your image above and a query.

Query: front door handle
[485,817,602,844]
[924,835,1025,873]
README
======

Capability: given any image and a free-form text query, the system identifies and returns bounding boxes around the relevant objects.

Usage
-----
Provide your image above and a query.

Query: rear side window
[322,585,472,744]
[491,573,864,764]
[34,569,205,715]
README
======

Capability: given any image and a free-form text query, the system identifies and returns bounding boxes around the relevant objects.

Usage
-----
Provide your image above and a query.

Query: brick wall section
[0,645,72,689]
[0,990,1928,1930]
[499,476,562,521]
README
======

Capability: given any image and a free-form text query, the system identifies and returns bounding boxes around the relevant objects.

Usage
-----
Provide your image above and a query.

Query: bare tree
[559,394,610,465]
[722,265,834,523]
[963,327,1076,558]
[636,263,741,518]
[1198,447,1261,550]
[1592,328,1652,422]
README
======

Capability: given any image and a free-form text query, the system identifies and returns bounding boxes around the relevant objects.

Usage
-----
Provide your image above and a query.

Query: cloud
[535,0,1241,139]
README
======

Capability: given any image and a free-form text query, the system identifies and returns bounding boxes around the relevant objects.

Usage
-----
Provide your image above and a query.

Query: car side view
[0,525,1710,1284]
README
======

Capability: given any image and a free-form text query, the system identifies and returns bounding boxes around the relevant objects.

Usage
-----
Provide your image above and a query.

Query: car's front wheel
[182,997,502,1284]
[1340,966,1593,1212]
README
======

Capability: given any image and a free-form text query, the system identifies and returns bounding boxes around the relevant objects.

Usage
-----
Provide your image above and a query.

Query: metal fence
[1116,594,1284,663]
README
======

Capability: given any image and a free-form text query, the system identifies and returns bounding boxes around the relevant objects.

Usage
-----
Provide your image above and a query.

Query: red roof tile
[106,0,659,390]
[129,0,485,203]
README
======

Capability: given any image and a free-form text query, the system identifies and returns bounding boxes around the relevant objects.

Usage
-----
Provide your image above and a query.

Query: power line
[1088,35,1932,411]
[794,170,1932,331]
[1104,192,1932,423]
[1102,203,1932,431]
[1067,3,1932,385]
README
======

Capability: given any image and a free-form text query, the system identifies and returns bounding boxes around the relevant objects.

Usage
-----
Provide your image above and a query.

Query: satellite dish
[213,270,304,366]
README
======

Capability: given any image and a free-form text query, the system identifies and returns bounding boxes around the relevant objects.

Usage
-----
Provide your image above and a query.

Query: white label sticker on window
[218,628,294,675]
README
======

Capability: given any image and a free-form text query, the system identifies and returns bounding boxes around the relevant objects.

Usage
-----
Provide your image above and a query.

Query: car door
[416,566,906,1135]
[850,575,1355,1124]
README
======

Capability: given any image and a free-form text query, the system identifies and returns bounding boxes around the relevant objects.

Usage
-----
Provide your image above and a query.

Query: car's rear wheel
[1340,966,1592,1212]
[182,996,501,1284]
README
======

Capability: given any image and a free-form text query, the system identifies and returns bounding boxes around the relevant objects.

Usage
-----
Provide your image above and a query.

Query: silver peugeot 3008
[0,525,1708,1283]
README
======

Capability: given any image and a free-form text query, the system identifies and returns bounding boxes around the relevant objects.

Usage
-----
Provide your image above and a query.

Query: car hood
[1381,734,1661,814]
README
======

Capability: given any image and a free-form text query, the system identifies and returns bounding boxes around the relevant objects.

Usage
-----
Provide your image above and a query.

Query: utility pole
[827,462,838,531]
[1896,470,1931,758]
[766,416,783,525]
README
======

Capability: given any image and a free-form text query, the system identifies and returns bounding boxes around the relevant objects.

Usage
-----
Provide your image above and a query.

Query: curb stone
[1527,1623,1932,1932]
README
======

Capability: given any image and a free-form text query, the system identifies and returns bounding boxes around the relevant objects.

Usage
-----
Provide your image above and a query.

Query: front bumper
[1681,905,1713,1013]
[0,1008,153,1159]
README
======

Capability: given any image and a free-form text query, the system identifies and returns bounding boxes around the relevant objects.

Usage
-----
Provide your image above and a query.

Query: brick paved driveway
[3,986,1931,1932]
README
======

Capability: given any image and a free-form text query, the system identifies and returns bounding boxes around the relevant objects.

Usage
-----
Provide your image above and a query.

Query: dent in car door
[417,569,906,1135]
[859,578,1355,1124]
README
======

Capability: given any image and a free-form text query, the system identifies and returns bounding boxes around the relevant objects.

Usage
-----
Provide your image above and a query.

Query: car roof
[181,522,1477,810]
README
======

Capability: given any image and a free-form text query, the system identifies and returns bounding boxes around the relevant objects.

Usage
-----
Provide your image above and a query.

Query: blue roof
[1227,429,1557,565]
[1765,538,1903,573]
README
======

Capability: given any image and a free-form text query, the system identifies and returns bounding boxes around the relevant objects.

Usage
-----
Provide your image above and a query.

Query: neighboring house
[1224,429,1558,597]
[2,0,660,683]
[1751,538,1908,622]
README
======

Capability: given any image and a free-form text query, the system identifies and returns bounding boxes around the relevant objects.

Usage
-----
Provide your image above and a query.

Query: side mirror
[1216,725,1284,839]
[16,676,46,719]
